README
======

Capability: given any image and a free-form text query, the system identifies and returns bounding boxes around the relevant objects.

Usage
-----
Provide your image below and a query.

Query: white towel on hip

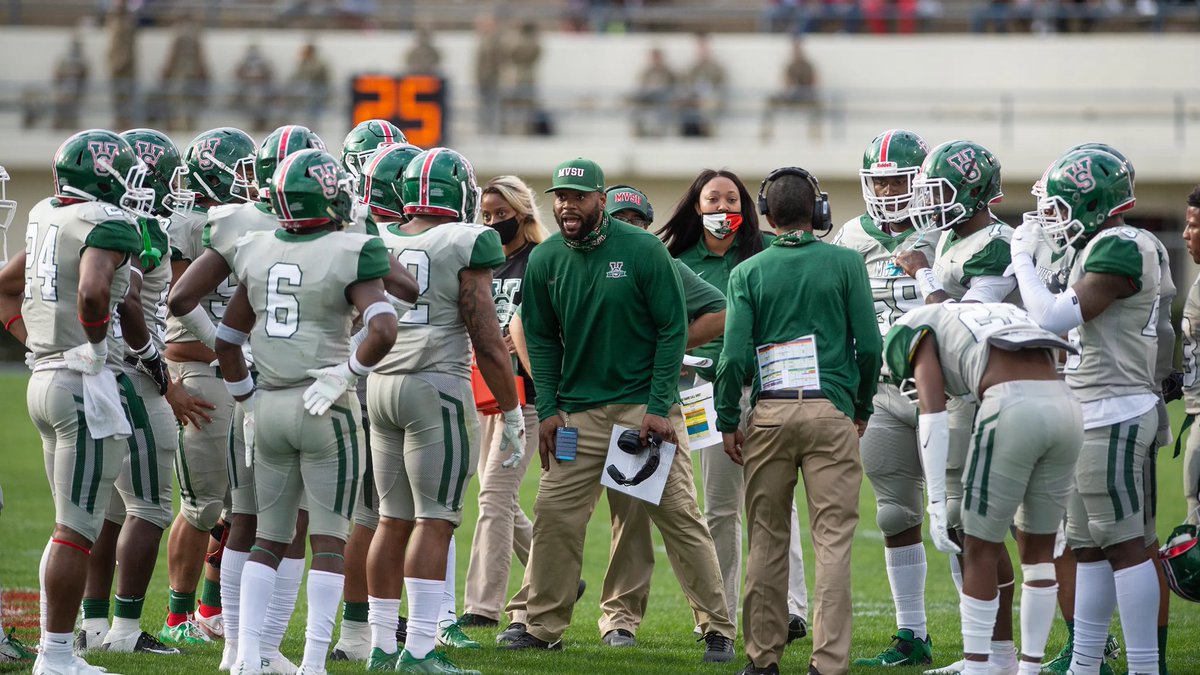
[82,371,132,440]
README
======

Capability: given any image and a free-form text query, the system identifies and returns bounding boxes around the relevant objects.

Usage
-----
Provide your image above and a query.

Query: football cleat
[100,630,180,655]
[602,629,635,648]
[329,631,371,661]
[195,610,225,640]
[261,653,298,674]
[73,627,108,654]
[232,659,263,675]
[436,623,480,649]
[857,629,933,667]
[32,654,115,675]
[0,627,36,661]
[220,640,238,671]
[158,617,211,645]
[365,647,398,671]
[395,649,481,674]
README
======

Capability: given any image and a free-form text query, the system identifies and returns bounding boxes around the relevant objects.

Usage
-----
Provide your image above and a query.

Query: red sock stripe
[51,538,91,555]
[78,313,111,328]
[4,314,21,331]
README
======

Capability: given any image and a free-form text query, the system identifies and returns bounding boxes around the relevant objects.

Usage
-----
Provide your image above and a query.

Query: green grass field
[0,370,1197,674]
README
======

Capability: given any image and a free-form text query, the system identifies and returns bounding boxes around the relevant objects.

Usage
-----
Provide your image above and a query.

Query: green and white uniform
[1062,226,1162,550]
[105,216,178,529]
[368,222,504,525]
[23,198,142,542]
[205,201,280,516]
[232,228,389,543]
[885,302,1081,543]
[833,215,935,536]
[1145,232,1174,545]
[1182,270,1200,526]
[930,218,1015,530]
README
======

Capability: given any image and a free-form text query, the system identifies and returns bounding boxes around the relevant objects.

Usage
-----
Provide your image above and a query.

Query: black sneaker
[501,631,562,651]
[101,630,181,655]
[456,613,499,628]
[700,631,734,663]
[576,578,587,600]
[396,615,408,646]
[602,629,636,648]
[495,622,526,645]
[787,614,808,643]
[737,662,780,675]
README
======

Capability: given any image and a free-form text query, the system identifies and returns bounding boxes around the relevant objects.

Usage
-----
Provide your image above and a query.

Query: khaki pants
[463,405,538,621]
[523,403,733,643]
[742,398,860,675]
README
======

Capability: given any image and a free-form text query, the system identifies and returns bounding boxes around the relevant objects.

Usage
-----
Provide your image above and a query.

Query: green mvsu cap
[546,158,605,193]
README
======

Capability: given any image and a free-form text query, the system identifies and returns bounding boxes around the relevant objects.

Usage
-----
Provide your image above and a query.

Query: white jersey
[373,221,505,379]
[164,206,236,343]
[1183,270,1200,413]
[932,218,1016,302]
[833,214,936,337]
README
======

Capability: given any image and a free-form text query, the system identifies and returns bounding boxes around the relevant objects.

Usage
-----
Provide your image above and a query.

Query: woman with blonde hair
[457,175,546,628]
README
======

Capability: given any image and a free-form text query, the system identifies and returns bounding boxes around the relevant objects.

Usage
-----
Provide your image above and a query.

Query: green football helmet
[342,119,408,177]
[183,127,257,204]
[859,129,929,224]
[52,128,155,218]
[909,140,1002,234]
[1037,148,1135,252]
[401,148,480,222]
[0,165,15,263]
[269,149,356,231]
[121,128,191,217]
[1033,142,1133,201]
[359,143,424,219]
[1160,523,1200,603]
[254,125,326,204]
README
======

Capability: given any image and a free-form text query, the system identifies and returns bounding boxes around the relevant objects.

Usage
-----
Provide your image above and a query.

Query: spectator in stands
[233,43,274,132]
[106,0,138,129]
[475,15,504,135]
[157,14,209,130]
[680,33,726,138]
[761,39,819,141]
[761,0,806,33]
[283,41,330,128]
[631,47,677,138]
[971,0,1034,32]
[802,0,864,33]
[52,36,88,130]
[405,26,442,74]
[864,0,918,32]
[502,21,546,135]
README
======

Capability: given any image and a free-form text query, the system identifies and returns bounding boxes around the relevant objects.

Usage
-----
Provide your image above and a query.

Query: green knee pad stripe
[964,413,999,516]
[312,552,345,561]
[437,392,470,511]
[330,404,361,520]
[1106,421,1142,521]
[250,545,282,564]
[71,396,105,514]
[117,372,160,503]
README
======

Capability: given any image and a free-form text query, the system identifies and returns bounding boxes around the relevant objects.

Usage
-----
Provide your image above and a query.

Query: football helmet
[342,119,408,178]
[0,165,14,263]
[121,128,192,217]
[401,148,480,222]
[1036,148,1134,253]
[183,127,257,204]
[1034,142,1133,201]
[859,129,929,224]
[908,140,1001,234]
[52,129,155,218]
[270,149,356,231]
[359,143,424,220]
[254,125,326,204]
[1160,523,1200,603]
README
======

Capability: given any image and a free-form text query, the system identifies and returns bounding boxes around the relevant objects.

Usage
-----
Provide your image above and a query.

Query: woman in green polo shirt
[657,169,810,639]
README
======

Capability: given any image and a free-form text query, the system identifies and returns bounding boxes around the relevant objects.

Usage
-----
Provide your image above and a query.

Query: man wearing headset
[717,167,880,675]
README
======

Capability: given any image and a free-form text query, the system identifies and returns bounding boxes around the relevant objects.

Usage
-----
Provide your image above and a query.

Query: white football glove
[499,406,525,469]
[24,350,34,371]
[241,343,255,369]
[303,362,357,416]
[64,341,107,375]
[1054,520,1068,559]
[241,392,258,468]
[927,501,961,555]
[1009,220,1043,263]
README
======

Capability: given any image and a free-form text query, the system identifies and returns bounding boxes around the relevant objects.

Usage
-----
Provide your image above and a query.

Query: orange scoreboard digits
[351,74,447,148]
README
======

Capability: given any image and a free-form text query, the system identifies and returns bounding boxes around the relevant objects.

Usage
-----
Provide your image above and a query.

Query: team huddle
[0,118,1197,675]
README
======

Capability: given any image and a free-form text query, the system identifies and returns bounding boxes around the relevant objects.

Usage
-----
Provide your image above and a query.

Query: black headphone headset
[605,184,654,224]
[757,166,832,234]
[606,429,662,487]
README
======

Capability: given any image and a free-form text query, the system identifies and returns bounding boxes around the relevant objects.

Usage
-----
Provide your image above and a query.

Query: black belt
[759,389,826,400]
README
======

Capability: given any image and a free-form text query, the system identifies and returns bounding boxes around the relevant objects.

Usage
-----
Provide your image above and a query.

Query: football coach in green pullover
[716,168,881,675]
[508,158,735,662]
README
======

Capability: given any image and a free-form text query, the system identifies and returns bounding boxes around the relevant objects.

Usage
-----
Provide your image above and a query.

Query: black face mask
[490,216,520,245]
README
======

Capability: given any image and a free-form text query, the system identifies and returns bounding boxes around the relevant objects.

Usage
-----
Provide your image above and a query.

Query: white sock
[963,659,989,675]
[949,554,964,593]
[110,616,140,636]
[261,556,304,659]
[440,536,457,627]
[302,570,344,670]
[1019,583,1058,662]
[38,540,51,637]
[338,616,369,645]
[1114,560,1160,674]
[368,595,401,654]
[41,631,74,666]
[404,577,443,659]
[220,548,250,652]
[1070,560,1117,673]
[1017,660,1043,675]
[81,617,110,636]
[991,640,1017,668]
[960,593,998,658]
[236,561,277,668]
[885,543,928,639]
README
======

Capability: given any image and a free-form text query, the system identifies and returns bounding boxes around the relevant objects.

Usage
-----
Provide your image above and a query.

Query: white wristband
[347,352,376,377]
[224,374,254,398]
[215,322,249,346]
[130,340,158,359]
[918,411,950,504]
[916,267,943,299]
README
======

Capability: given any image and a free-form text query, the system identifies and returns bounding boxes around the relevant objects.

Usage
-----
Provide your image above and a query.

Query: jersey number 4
[24,222,60,302]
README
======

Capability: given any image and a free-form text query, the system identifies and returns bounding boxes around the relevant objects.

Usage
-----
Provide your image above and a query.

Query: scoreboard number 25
[351,74,447,148]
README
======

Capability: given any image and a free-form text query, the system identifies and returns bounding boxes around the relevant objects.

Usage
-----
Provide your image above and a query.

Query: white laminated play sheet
[679,381,722,451]
[599,424,678,506]
[756,335,820,391]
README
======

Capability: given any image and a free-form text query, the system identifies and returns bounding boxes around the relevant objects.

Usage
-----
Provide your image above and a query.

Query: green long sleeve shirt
[676,259,726,321]
[714,231,882,432]
[522,216,688,421]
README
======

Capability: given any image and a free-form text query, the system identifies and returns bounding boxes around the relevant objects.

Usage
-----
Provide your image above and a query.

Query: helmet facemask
[908,176,966,234]
[163,164,196,216]
[0,166,14,263]
[860,166,920,224]
[229,156,257,202]
[1035,195,1085,254]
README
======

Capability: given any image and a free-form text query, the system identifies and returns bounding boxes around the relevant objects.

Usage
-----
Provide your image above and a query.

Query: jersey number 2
[395,249,430,325]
